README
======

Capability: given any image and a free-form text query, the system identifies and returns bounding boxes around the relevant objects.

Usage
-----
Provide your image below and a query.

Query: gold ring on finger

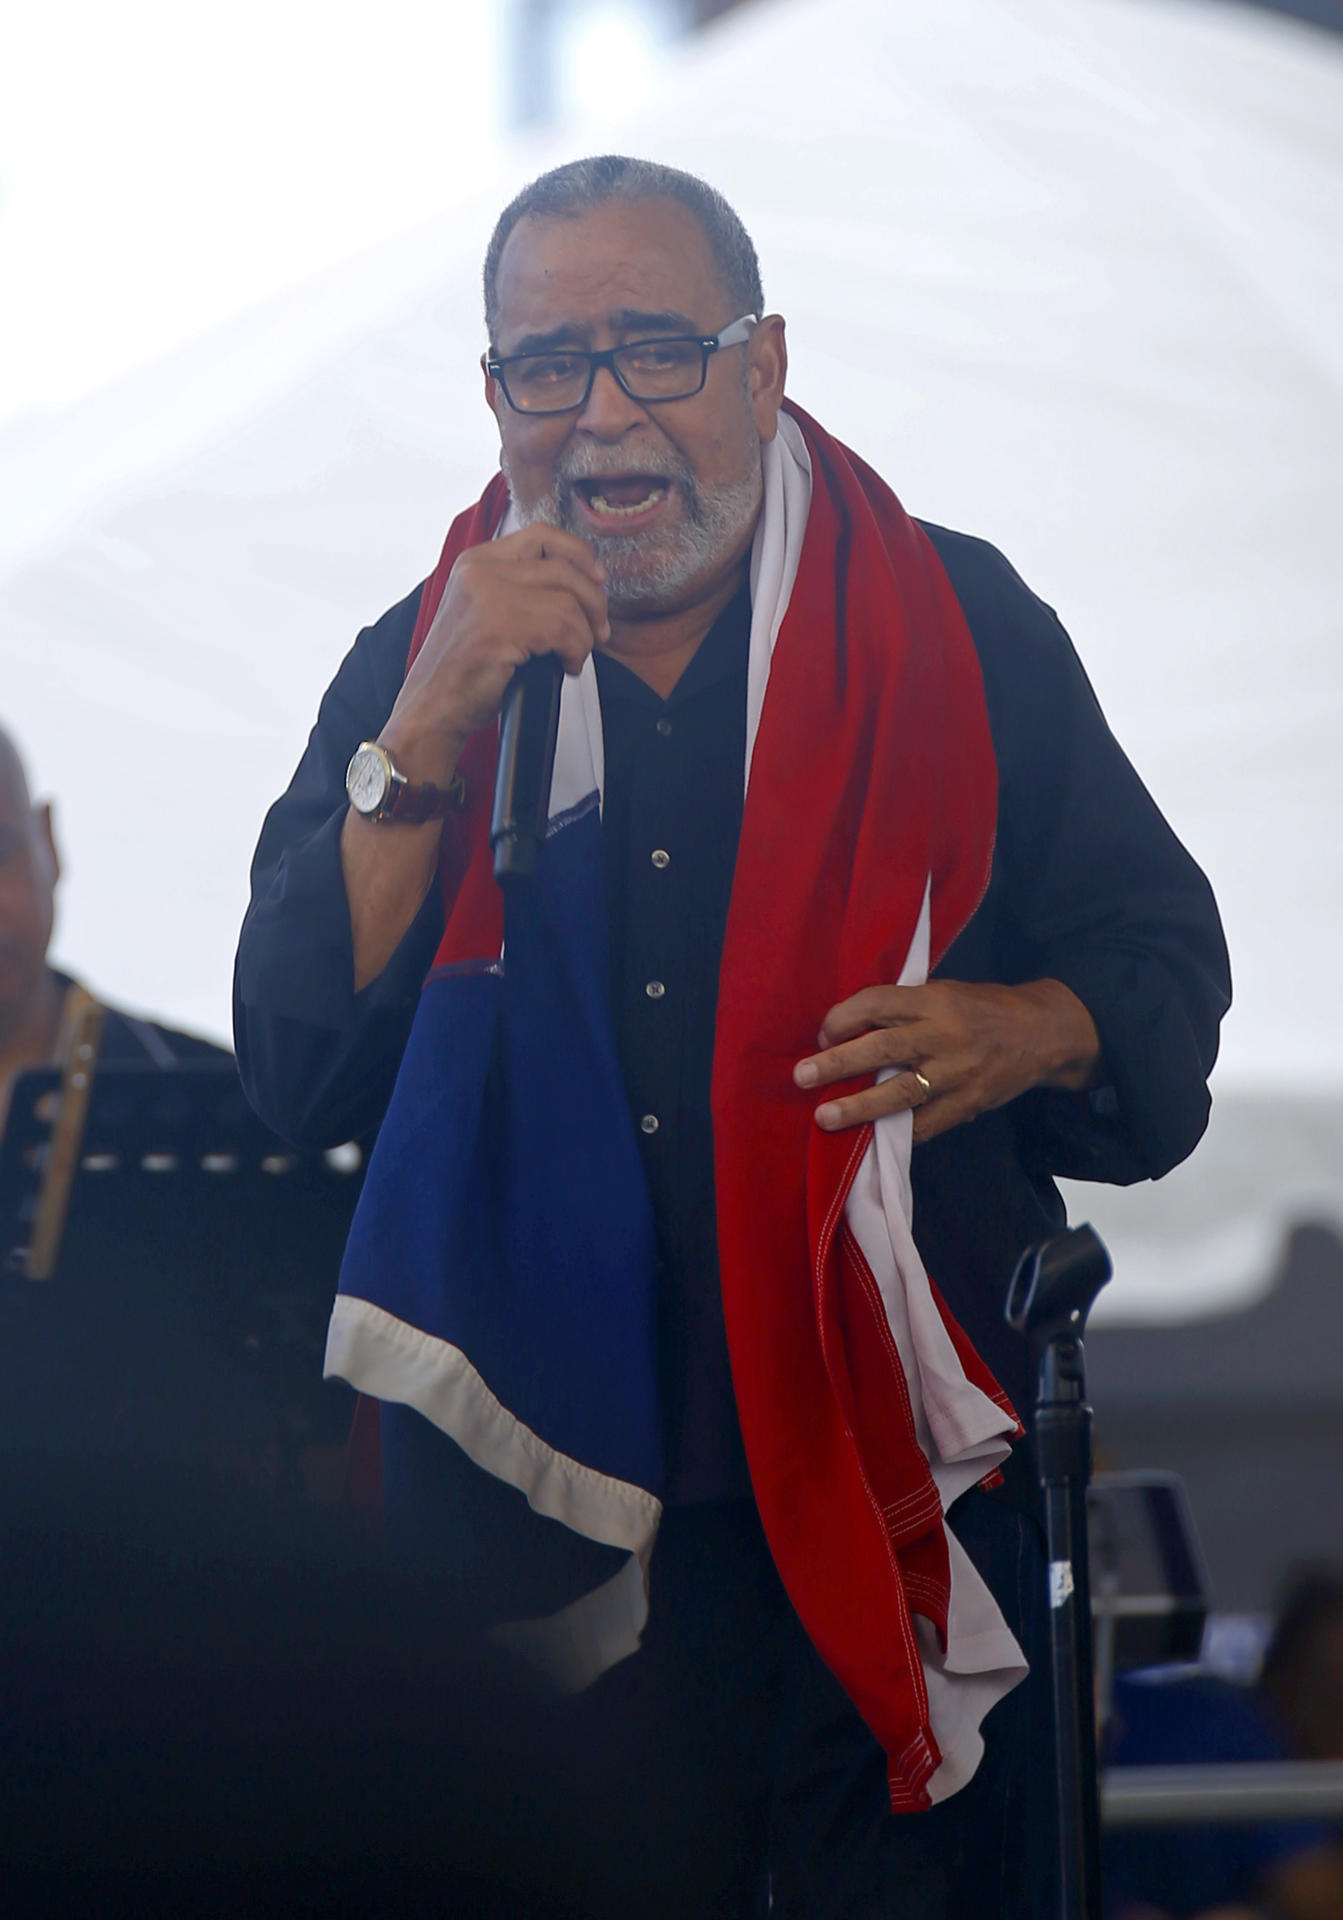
[911,1070,933,1105]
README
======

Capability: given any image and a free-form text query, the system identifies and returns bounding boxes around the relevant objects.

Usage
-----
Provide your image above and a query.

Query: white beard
[504,429,762,607]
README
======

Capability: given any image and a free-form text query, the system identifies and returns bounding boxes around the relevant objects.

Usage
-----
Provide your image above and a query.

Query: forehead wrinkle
[610,307,702,332]
[506,307,706,359]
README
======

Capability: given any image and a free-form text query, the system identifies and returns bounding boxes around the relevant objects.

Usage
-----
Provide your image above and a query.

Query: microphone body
[490,653,565,884]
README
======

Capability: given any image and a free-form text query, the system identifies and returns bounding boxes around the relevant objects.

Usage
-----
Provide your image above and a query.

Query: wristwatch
[345,740,466,824]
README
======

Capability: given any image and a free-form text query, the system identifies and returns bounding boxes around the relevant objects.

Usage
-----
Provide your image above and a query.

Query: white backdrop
[3,0,1341,1317]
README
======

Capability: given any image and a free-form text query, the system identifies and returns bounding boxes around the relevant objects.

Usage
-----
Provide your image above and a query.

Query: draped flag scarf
[326,402,1027,1809]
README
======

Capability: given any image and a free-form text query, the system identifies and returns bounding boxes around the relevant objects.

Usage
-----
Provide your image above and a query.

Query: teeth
[587,486,666,518]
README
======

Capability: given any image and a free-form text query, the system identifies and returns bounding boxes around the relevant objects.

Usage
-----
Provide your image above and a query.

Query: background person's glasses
[486,314,758,416]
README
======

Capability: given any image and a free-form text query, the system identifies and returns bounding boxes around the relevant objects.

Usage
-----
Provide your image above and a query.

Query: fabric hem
[325,1294,661,1554]
[490,1540,654,1694]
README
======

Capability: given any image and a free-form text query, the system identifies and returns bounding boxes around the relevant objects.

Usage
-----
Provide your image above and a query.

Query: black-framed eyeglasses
[485,314,758,416]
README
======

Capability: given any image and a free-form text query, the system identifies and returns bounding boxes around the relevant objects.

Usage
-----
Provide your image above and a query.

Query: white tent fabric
[2,0,1341,1318]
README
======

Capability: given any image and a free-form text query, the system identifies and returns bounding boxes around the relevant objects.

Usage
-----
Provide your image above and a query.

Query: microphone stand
[1005,1224,1112,1920]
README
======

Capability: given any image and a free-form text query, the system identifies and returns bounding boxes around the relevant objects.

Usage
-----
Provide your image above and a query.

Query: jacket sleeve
[924,526,1232,1187]
[232,584,445,1148]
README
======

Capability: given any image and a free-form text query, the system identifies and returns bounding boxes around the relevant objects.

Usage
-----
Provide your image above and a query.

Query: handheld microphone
[490,653,564,884]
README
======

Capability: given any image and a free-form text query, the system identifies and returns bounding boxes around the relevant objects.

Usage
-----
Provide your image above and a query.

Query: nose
[573,363,649,439]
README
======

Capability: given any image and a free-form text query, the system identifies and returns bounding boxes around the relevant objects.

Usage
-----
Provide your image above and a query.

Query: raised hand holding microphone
[340,525,608,988]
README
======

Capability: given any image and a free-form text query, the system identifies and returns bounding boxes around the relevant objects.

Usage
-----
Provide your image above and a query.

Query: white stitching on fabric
[881,1489,941,1522]
[903,1574,945,1608]
[840,1225,919,1445]
[840,1225,948,1573]
[425,958,505,983]
[544,788,600,841]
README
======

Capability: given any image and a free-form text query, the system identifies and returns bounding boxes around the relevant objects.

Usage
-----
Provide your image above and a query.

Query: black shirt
[596,584,751,1502]
[234,525,1231,1460]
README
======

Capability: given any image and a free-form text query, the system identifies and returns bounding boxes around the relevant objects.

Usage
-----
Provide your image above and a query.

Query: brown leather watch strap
[384,767,467,823]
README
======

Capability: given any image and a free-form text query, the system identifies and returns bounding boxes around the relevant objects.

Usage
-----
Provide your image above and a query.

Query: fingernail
[794,1061,818,1088]
[815,1102,841,1130]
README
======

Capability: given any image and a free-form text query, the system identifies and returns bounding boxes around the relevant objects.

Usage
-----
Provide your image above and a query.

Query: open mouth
[573,476,670,521]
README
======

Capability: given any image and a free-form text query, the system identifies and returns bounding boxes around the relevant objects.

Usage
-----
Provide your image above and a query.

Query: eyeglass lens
[505,338,706,412]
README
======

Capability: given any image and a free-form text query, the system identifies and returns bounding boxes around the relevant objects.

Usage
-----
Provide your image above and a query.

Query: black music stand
[0,1063,364,1493]
[1089,1469,1212,1729]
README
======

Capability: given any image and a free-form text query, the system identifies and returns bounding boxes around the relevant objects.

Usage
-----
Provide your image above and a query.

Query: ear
[748,314,788,444]
[35,801,60,888]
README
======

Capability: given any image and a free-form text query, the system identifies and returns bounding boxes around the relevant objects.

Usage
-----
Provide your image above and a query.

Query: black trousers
[542,1485,1059,1919]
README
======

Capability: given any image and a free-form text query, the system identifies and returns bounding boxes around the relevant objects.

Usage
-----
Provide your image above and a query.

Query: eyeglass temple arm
[712,314,759,348]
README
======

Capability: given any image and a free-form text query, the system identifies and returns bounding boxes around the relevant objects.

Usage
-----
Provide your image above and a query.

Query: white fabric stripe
[550,659,603,821]
[325,1294,661,1553]
[491,1539,654,1695]
[745,410,812,789]
[916,1532,1030,1802]
[842,883,1027,1804]
[576,655,605,816]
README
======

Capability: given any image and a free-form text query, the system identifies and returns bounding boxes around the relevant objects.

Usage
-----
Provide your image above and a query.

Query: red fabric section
[404,477,511,962]
[425,728,506,970]
[405,476,510,666]
[712,402,1001,1809]
[928,1276,1025,1438]
[836,1226,946,1557]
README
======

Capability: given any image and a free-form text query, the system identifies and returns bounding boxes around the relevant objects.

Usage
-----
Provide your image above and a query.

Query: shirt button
[640,1113,660,1135]
[645,980,666,1000]
[655,717,673,738]
[651,848,670,869]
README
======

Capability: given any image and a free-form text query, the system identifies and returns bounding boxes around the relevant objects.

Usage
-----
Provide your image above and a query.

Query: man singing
[235,156,1229,1918]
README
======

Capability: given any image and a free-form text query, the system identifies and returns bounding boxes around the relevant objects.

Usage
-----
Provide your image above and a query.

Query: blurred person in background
[236,157,1230,1919]
[1,720,242,1498]
[1105,1568,1343,1920]
[0,720,227,1136]
[1259,1569,1343,1766]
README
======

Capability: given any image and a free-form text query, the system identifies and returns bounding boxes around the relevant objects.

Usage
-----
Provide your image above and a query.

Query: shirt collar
[594,580,751,710]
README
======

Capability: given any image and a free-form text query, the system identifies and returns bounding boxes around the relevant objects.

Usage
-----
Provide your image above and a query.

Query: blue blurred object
[1103,1671,1332,1918]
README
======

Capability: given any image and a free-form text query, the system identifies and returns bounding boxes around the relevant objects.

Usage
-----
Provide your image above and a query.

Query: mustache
[551,443,694,490]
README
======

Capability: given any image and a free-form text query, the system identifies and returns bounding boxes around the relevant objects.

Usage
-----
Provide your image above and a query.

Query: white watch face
[347,745,391,814]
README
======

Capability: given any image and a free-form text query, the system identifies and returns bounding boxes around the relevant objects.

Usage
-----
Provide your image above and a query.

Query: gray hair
[482,155,764,346]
